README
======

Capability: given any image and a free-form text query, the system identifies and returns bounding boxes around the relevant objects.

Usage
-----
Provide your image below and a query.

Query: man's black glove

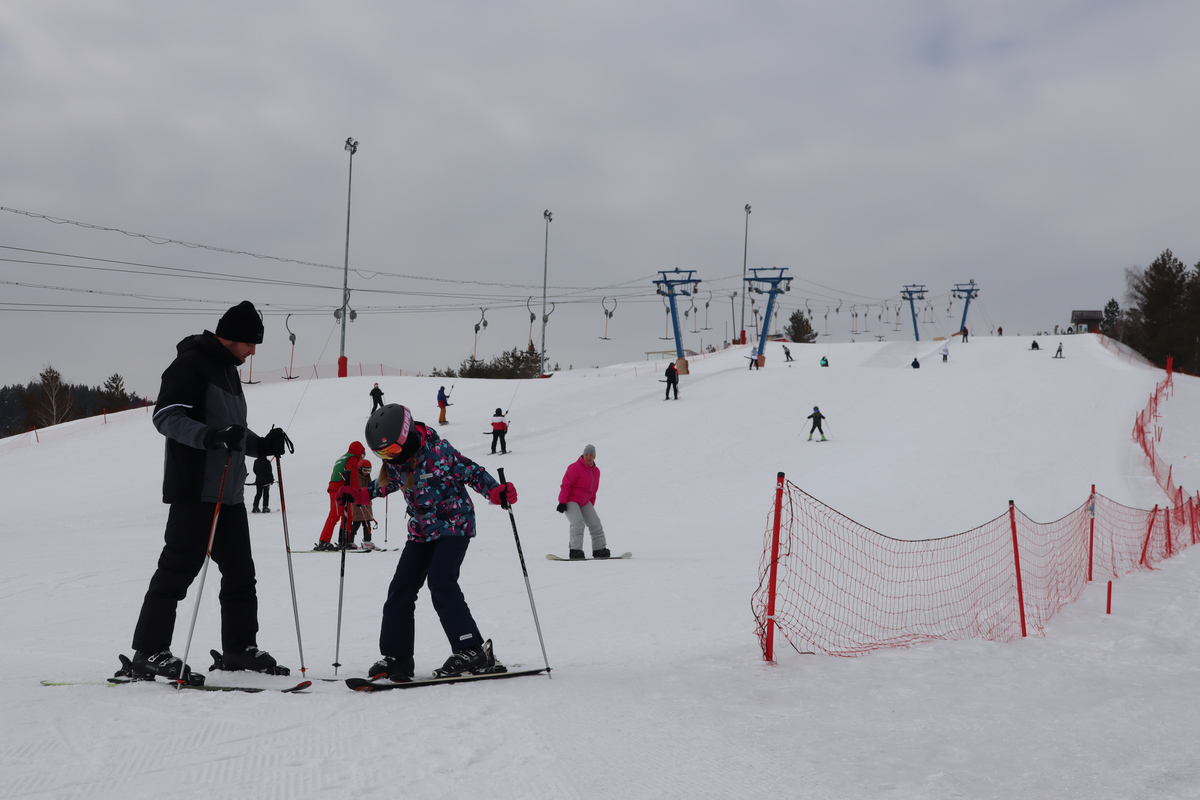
[556,502,567,513]
[261,427,292,457]
[204,425,245,451]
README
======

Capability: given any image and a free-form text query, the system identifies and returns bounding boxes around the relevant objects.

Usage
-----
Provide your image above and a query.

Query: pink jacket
[558,457,600,506]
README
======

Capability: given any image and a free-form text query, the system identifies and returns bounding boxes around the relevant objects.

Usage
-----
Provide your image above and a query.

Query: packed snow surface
[3,335,1199,799]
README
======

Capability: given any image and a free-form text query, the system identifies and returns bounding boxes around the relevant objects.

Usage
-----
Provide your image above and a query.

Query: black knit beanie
[215,301,264,344]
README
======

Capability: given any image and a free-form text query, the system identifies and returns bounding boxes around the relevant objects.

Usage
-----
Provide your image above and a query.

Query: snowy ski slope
[2,334,1199,799]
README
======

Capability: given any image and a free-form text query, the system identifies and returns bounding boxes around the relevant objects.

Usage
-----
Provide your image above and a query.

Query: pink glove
[337,486,369,506]
[488,482,517,507]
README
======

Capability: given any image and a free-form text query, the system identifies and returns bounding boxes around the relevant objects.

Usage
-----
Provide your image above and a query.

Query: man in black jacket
[126,301,291,682]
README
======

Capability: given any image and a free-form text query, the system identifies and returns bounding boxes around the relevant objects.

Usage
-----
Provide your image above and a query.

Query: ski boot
[118,650,205,685]
[210,646,290,675]
[313,541,337,551]
[368,654,415,682]
[360,540,377,551]
[568,549,586,561]
[434,639,506,678]
[593,548,611,559]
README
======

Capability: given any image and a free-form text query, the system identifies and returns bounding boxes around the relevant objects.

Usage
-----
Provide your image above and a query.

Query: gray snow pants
[565,502,607,552]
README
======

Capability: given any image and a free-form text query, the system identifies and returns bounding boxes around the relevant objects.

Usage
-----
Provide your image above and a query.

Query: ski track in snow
[3,337,1200,798]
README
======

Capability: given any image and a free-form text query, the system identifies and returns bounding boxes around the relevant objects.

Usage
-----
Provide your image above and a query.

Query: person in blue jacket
[346,404,517,682]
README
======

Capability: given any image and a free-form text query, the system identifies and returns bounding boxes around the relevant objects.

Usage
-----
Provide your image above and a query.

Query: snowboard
[546,552,632,561]
[345,667,548,692]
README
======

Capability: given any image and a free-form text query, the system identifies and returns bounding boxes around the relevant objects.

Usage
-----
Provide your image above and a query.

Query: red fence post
[1008,501,1028,638]
[1088,485,1095,582]
[1139,505,1158,568]
[764,472,786,662]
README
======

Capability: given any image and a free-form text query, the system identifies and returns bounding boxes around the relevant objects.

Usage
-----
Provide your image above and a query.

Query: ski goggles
[374,442,404,462]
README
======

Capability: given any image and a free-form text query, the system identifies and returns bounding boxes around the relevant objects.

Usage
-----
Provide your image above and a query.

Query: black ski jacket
[152,331,266,504]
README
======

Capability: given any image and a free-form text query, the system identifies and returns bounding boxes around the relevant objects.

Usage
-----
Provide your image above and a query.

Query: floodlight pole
[741,204,751,342]
[338,137,358,377]
[540,210,552,377]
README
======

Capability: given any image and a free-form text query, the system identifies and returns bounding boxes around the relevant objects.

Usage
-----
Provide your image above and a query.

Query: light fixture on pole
[741,204,751,344]
[539,209,552,377]
[338,137,358,378]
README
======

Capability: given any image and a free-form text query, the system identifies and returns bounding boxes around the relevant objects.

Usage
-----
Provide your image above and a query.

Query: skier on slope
[664,361,679,400]
[490,408,509,454]
[347,404,517,682]
[437,386,451,425]
[942,344,950,363]
[807,406,827,441]
[251,454,273,513]
[314,441,367,551]
[349,459,377,550]
[124,301,291,682]
[557,444,611,560]
[369,383,384,413]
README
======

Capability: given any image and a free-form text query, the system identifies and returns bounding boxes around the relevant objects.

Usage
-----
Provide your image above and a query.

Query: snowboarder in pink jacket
[557,444,611,560]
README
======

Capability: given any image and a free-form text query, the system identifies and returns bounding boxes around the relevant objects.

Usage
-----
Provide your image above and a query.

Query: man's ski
[43,678,311,693]
[546,552,632,561]
[292,547,387,554]
[346,667,548,692]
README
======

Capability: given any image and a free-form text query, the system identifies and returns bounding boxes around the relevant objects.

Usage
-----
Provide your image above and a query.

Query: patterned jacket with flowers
[371,425,499,542]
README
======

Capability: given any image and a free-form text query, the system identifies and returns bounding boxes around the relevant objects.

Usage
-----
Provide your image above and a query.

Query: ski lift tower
[746,267,792,366]
[901,284,927,342]
[952,280,979,336]
[653,269,700,375]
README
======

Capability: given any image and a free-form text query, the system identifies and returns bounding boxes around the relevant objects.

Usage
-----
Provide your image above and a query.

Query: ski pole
[273,435,306,676]
[177,451,232,683]
[496,468,551,676]
[332,498,353,675]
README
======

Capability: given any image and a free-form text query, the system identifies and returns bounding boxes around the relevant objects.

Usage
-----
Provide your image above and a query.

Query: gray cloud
[2,1,1198,395]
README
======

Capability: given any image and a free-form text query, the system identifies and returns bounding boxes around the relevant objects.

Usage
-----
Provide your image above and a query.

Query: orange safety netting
[754,357,1198,659]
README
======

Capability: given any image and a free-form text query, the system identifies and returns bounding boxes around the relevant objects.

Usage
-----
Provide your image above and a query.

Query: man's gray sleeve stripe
[152,403,193,420]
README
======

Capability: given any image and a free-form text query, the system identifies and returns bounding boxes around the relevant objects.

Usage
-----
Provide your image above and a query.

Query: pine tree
[783,309,818,344]
[1100,299,1125,341]
[100,373,132,409]
[1125,249,1189,367]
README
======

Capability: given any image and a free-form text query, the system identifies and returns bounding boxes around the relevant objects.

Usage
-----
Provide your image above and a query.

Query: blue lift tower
[653,269,701,374]
[952,280,979,336]
[901,284,927,342]
[746,267,793,365]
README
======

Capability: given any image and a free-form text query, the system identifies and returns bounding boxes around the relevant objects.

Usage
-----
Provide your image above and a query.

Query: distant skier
[911,357,921,369]
[807,407,826,441]
[942,344,949,363]
[369,383,384,413]
[315,441,366,550]
[1054,343,1064,358]
[557,444,610,560]
[348,459,376,550]
[437,386,451,425]
[782,345,794,363]
[490,408,508,454]
[819,356,829,367]
[251,454,273,513]
[748,354,760,370]
[664,362,679,400]
[997,326,1003,336]
[961,327,969,343]
[1031,340,1040,351]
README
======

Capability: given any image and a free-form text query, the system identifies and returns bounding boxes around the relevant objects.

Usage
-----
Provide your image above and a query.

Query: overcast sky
[3,1,1199,397]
